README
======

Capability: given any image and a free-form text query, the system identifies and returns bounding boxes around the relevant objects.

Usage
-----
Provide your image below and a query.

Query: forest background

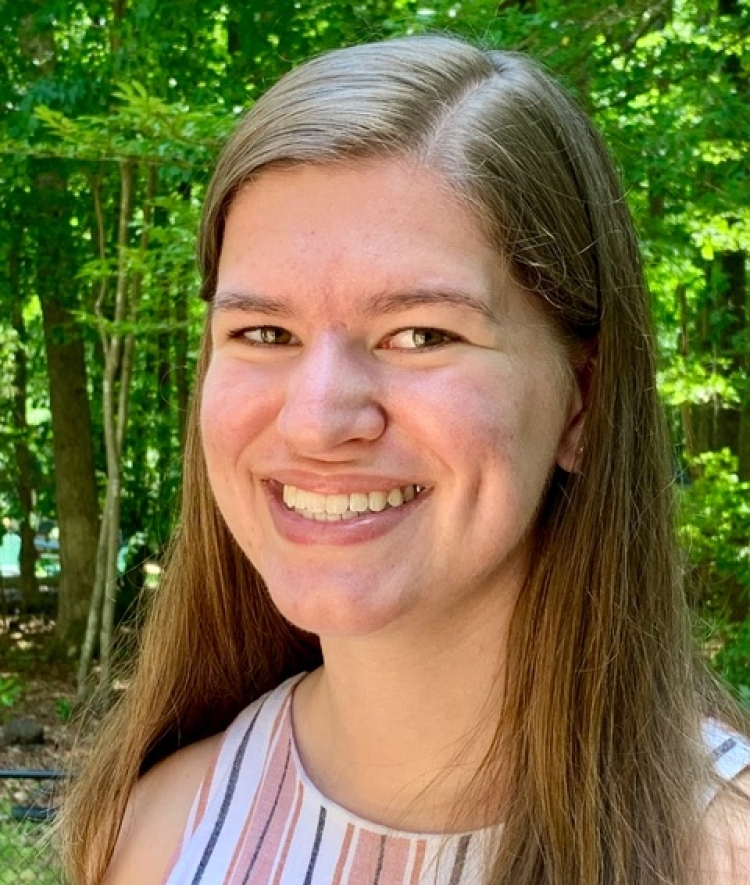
[0,0,748,704]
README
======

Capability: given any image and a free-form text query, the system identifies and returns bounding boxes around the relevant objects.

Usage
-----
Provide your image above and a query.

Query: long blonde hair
[60,35,744,885]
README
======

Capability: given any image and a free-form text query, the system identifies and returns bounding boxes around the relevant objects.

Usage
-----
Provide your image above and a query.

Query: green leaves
[29,82,231,167]
[659,357,742,407]
[679,450,750,613]
[689,211,750,262]
[0,675,22,710]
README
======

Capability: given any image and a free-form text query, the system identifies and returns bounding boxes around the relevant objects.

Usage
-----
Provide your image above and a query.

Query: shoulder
[101,733,223,885]
[700,767,750,885]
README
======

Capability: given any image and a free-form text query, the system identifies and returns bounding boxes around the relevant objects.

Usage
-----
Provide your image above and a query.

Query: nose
[277,332,386,456]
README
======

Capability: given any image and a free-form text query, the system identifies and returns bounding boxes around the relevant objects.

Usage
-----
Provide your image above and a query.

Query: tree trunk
[20,1,98,643]
[32,162,100,655]
[78,160,141,696]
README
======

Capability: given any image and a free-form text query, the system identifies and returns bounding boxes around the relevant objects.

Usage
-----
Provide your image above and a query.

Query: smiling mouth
[281,483,425,522]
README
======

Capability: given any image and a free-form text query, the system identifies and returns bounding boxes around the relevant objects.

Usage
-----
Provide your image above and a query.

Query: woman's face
[201,161,583,640]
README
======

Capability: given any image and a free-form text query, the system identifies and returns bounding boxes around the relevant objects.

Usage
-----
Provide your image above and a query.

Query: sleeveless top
[162,675,750,885]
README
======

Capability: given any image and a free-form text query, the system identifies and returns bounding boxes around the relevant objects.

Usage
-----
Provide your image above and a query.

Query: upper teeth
[282,484,421,521]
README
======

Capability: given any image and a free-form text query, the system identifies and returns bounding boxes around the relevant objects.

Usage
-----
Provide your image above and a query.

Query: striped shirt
[162,676,750,885]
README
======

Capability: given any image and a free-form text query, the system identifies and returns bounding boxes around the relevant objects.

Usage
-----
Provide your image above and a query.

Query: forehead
[216,161,516,317]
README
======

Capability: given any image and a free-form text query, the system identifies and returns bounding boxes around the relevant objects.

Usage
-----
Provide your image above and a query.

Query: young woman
[60,35,750,885]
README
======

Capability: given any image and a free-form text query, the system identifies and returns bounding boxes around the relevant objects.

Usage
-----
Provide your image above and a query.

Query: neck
[292,605,513,833]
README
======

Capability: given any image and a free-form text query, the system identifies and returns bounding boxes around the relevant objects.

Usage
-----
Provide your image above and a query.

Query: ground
[0,617,87,775]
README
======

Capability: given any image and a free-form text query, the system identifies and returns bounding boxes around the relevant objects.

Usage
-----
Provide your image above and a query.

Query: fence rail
[0,770,64,883]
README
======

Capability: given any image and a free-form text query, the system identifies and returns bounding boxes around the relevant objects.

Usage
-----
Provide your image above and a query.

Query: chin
[265,577,411,639]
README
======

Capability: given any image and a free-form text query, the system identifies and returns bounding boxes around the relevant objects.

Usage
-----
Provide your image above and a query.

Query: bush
[678,450,750,618]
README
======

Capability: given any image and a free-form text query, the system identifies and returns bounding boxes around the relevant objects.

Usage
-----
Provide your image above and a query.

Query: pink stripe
[244,747,297,880]
[270,781,305,885]
[224,704,296,883]
[379,835,411,883]
[346,828,383,884]
[190,746,222,834]
[409,840,427,885]
[331,823,355,885]
[268,692,291,747]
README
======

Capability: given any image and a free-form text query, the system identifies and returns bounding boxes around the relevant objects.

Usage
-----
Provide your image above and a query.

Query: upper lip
[264,471,425,495]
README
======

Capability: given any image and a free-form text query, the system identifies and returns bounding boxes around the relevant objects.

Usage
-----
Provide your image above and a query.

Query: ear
[555,356,595,473]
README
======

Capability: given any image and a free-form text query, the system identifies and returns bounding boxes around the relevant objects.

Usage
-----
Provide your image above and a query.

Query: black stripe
[371,835,387,885]
[302,806,327,885]
[190,701,266,885]
[241,743,293,885]
[709,736,737,761]
[447,834,472,885]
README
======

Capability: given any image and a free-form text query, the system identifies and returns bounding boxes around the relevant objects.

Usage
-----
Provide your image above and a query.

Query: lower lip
[265,483,426,547]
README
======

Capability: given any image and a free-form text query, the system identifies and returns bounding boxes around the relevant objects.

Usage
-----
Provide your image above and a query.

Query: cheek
[200,360,279,465]
[446,391,513,463]
[397,366,525,460]
[405,361,568,500]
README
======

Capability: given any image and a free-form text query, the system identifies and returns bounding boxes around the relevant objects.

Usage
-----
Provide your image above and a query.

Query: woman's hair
[60,34,745,885]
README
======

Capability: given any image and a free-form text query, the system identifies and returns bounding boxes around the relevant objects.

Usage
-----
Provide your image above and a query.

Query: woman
[61,35,750,885]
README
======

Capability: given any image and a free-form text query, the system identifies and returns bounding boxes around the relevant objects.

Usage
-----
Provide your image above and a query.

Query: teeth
[350,493,369,513]
[305,491,326,514]
[387,487,403,507]
[280,483,422,520]
[325,494,349,515]
[368,491,388,512]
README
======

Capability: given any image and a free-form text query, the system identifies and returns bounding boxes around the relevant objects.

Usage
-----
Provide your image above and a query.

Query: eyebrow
[363,288,500,325]
[212,287,501,325]
[212,291,294,316]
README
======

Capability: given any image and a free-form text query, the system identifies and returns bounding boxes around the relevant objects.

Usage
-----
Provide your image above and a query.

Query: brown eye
[387,328,456,349]
[242,326,298,345]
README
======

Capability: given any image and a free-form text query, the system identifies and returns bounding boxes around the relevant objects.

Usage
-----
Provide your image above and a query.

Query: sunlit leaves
[30,83,231,168]
[679,449,750,606]
[659,356,742,407]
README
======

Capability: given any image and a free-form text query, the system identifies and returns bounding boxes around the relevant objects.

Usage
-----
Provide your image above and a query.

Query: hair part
[59,34,745,885]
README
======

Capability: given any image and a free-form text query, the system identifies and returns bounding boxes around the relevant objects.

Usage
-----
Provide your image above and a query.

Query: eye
[385,328,459,350]
[230,326,299,346]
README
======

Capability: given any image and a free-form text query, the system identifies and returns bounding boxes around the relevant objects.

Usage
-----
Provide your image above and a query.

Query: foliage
[679,450,750,612]
[0,675,22,710]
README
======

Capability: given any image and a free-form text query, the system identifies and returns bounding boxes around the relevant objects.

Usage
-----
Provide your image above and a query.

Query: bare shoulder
[101,732,223,885]
[700,768,750,885]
